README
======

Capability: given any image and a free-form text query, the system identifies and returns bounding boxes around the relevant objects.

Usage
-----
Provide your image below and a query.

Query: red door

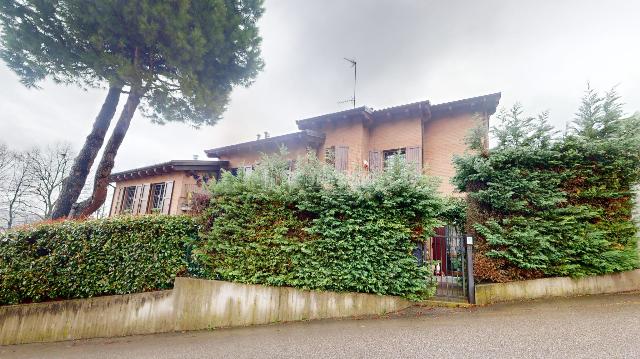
[431,227,448,275]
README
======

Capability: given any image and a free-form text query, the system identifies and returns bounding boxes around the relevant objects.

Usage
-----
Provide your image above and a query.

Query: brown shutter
[131,185,143,215]
[369,150,382,173]
[161,181,174,215]
[407,146,422,173]
[335,146,349,172]
[139,184,151,215]
[111,187,124,216]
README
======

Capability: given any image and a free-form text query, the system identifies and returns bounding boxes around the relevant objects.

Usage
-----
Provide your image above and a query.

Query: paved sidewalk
[3,292,640,359]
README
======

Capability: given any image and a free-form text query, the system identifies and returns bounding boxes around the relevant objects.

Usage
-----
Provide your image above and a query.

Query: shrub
[196,151,445,300]
[454,90,640,282]
[0,215,199,305]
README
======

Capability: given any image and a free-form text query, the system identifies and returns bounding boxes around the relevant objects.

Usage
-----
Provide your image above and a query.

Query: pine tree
[0,0,265,218]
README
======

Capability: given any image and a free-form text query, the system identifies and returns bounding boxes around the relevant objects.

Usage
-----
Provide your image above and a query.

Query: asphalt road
[3,292,640,359]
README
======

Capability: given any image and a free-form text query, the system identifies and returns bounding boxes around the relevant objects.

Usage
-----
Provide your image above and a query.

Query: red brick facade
[109,93,500,217]
[212,93,499,195]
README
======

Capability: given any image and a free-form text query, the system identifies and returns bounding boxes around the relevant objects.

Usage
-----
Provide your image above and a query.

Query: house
[108,160,227,216]
[108,92,500,216]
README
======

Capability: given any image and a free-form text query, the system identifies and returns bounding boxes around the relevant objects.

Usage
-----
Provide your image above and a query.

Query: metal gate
[418,226,475,303]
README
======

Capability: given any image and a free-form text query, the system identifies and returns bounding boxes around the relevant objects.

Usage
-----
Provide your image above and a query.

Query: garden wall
[0,278,411,346]
[475,269,640,305]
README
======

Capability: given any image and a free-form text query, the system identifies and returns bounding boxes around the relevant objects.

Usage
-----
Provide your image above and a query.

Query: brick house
[108,93,500,216]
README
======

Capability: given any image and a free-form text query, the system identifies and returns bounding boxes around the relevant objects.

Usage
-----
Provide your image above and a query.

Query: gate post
[466,236,475,304]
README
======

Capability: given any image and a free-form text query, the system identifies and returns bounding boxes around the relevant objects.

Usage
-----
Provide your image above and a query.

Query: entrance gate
[420,226,475,303]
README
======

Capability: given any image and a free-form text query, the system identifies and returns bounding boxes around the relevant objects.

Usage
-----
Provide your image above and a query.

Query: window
[324,146,335,166]
[122,186,137,213]
[150,183,166,213]
[383,148,406,169]
[243,165,253,175]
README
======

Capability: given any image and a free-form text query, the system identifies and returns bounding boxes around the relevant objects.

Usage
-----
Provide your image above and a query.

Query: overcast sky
[1,0,639,173]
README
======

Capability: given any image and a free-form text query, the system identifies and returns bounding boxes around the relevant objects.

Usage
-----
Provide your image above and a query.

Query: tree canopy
[0,0,265,218]
[1,0,264,125]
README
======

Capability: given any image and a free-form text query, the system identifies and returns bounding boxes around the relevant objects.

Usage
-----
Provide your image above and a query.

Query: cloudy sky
[1,0,639,174]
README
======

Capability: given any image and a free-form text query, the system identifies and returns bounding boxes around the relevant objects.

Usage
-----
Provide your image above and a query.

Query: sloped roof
[109,160,228,182]
[296,106,373,130]
[431,92,501,118]
[371,100,430,122]
[204,130,325,158]
[295,93,500,130]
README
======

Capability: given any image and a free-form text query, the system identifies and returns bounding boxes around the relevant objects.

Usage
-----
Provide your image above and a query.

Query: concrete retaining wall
[475,269,640,305]
[0,278,411,346]
[0,290,175,345]
[634,185,640,255]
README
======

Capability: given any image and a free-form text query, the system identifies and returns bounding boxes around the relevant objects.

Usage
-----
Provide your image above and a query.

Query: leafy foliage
[196,151,445,300]
[0,0,264,125]
[0,215,199,305]
[454,89,640,282]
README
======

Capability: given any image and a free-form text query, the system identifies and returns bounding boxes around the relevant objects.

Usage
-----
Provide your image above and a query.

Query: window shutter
[131,185,143,215]
[139,184,151,215]
[161,181,174,215]
[335,146,349,172]
[112,187,124,216]
[407,146,422,172]
[369,150,382,173]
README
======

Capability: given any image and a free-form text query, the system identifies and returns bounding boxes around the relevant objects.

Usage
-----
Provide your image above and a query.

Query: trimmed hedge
[0,215,198,305]
[196,152,445,300]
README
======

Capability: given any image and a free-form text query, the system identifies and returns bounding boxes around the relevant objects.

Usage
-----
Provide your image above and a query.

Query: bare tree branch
[25,143,74,219]
[0,151,33,229]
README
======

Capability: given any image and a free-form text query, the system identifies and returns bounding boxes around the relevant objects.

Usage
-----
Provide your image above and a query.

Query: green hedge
[196,152,445,300]
[0,215,199,305]
[453,95,640,282]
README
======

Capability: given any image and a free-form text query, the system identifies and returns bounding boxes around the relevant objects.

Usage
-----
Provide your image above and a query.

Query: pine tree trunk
[71,88,143,218]
[50,85,123,219]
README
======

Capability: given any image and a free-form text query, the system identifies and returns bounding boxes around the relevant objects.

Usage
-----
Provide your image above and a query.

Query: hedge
[0,215,199,305]
[453,94,640,282]
[196,151,445,301]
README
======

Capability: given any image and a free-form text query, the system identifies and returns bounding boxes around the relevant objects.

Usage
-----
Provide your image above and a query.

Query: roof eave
[109,160,228,182]
[296,106,373,130]
[204,130,325,158]
[430,92,501,119]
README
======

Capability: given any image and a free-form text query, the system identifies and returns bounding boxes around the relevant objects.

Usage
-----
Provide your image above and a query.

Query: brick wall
[215,111,488,197]
[317,117,423,172]
[423,113,487,195]
[368,117,422,154]
[219,144,311,169]
[318,120,368,171]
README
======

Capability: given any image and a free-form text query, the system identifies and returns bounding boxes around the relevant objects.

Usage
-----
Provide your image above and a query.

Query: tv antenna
[338,57,357,108]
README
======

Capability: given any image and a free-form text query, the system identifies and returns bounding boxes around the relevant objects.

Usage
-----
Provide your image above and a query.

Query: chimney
[256,133,261,140]
[264,131,270,139]
[193,154,199,160]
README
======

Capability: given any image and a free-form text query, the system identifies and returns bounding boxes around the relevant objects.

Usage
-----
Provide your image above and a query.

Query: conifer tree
[453,88,640,281]
[0,0,264,218]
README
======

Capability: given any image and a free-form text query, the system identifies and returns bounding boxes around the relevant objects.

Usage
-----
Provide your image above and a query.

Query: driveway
[3,292,639,359]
